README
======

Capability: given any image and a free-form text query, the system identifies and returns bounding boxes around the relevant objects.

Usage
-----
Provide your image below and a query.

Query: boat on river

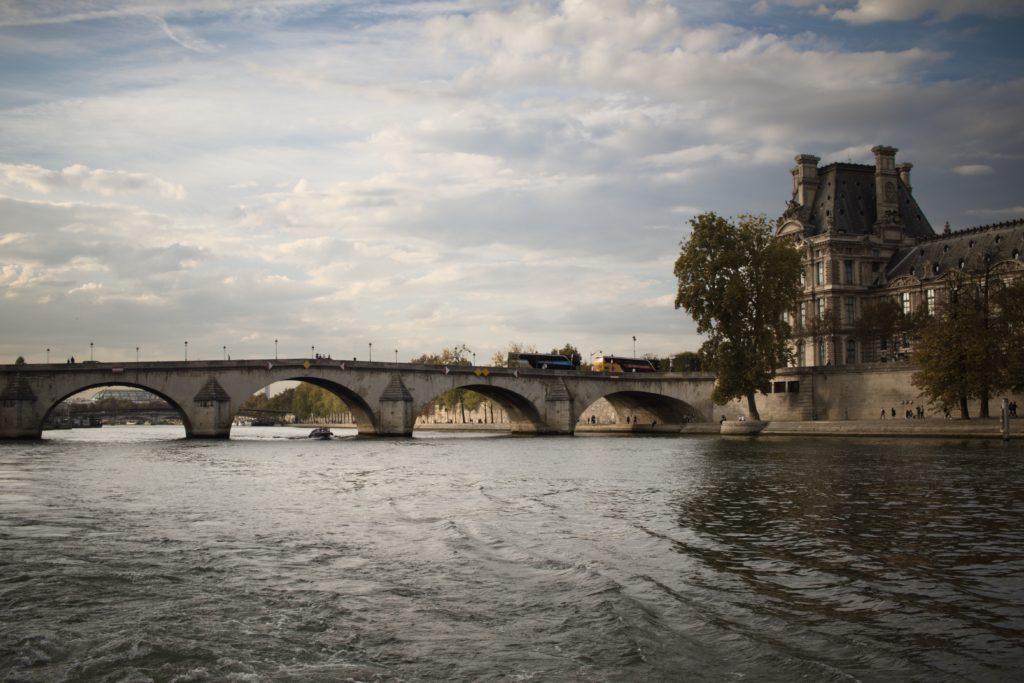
[308,427,333,439]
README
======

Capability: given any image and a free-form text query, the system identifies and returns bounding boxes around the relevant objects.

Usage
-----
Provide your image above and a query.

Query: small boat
[308,427,333,439]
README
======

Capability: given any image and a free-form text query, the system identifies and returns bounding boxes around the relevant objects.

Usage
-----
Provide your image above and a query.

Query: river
[1,427,1022,682]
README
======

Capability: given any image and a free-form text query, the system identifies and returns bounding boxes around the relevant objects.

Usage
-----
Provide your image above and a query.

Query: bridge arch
[231,376,378,436]
[575,389,705,432]
[42,382,192,435]
[414,382,544,433]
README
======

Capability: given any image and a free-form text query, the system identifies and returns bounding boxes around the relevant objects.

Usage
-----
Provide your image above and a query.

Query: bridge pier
[186,377,233,438]
[377,375,415,436]
[541,379,575,435]
[0,374,44,439]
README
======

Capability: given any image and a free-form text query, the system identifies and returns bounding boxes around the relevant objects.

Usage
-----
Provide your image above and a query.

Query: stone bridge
[0,359,717,439]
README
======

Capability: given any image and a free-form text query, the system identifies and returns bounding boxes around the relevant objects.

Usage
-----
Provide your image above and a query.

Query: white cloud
[832,0,1024,23]
[952,164,994,176]
[0,163,185,200]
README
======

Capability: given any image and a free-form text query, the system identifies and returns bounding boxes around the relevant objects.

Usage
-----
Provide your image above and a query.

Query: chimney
[898,162,913,193]
[792,154,820,208]
[872,145,899,226]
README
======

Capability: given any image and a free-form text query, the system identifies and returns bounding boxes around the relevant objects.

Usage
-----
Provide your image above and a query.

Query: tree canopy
[674,212,802,420]
[912,268,1024,418]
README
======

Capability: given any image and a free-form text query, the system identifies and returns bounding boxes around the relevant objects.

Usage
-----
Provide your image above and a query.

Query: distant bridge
[0,359,717,439]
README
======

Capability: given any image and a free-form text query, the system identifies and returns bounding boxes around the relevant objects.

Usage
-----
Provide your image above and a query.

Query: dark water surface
[1,427,1022,682]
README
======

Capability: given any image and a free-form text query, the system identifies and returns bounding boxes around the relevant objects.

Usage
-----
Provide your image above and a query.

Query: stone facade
[776,146,1024,368]
[763,146,1024,420]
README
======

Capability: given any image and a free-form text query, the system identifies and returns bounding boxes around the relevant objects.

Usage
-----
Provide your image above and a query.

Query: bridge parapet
[0,360,716,439]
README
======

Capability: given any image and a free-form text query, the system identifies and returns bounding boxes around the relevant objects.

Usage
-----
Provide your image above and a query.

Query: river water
[1,427,1022,682]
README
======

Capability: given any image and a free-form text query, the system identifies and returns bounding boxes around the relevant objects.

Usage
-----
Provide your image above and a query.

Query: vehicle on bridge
[592,355,659,373]
[507,352,578,370]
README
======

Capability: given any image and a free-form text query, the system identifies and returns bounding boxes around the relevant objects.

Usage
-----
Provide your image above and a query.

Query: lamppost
[90,342,93,362]
[184,340,188,361]
[136,346,139,363]
[368,342,372,362]
[632,335,636,358]
[223,345,227,361]
[46,348,50,364]
[311,345,315,359]
[472,352,476,366]
[394,349,398,364]
[274,339,278,359]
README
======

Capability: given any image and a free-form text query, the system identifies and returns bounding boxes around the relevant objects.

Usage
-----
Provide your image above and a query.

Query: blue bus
[507,352,576,369]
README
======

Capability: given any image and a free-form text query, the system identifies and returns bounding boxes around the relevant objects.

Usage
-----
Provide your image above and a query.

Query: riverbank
[293,418,1022,439]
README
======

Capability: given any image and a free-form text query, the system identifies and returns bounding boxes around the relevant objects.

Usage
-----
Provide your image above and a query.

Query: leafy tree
[996,277,1024,393]
[674,212,802,420]
[490,342,538,367]
[913,263,1021,418]
[410,345,484,422]
[14,356,25,365]
[853,298,920,363]
[670,351,702,372]
[550,343,582,367]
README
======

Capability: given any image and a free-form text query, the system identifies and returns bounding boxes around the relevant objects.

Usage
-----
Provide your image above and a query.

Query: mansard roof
[804,163,934,239]
[886,218,1024,283]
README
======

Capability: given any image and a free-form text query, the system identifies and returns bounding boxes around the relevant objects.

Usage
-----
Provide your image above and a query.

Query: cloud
[965,206,1024,218]
[952,164,994,176]
[0,163,186,200]
[157,17,218,53]
[832,0,1024,23]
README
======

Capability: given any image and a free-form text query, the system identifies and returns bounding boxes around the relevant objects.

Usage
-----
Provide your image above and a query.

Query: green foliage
[14,356,25,365]
[490,342,538,367]
[670,351,703,372]
[674,212,802,419]
[410,344,472,366]
[550,343,582,366]
[913,269,1024,417]
[241,384,346,421]
[410,344,485,417]
[853,298,919,362]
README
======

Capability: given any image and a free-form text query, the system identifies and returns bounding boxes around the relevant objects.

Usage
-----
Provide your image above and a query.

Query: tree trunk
[959,395,970,420]
[979,389,990,418]
[746,391,761,421]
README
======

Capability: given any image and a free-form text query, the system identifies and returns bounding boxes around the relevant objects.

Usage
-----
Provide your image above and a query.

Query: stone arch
[414,382,544,433]
[42,382,191,436]
[236,376,378,436]
[577,390,704,432]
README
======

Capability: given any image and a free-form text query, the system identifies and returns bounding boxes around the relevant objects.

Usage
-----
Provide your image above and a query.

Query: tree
[550,343,582,367]
[670,351,702,372]
[410,345,481,422]
[490,342,538,367]
[674,212,802,420]
[913,263,1022,418]
[14,356,25,365]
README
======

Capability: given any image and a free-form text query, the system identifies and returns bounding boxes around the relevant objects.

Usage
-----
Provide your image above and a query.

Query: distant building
[91,387,160,404]
[775,145,1024,366]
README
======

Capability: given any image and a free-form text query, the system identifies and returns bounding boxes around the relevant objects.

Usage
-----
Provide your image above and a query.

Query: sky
[2,0,1023,366]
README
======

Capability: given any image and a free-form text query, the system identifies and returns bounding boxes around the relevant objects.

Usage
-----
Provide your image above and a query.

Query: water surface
[1,427,1022,681]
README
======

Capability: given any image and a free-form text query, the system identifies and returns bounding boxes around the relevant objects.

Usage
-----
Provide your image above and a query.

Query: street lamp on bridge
[46,348,49,364]
[136,347,139,363]
[632,335,636,358]
[274,339,278,360]
[223,345,227,361]
[90,342,93,362]
[394,349,398,364]
[368,342,372,362]
[184,340,188,361]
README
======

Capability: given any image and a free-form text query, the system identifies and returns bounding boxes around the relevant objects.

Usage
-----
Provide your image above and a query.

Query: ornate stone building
[775,145,1024,367]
